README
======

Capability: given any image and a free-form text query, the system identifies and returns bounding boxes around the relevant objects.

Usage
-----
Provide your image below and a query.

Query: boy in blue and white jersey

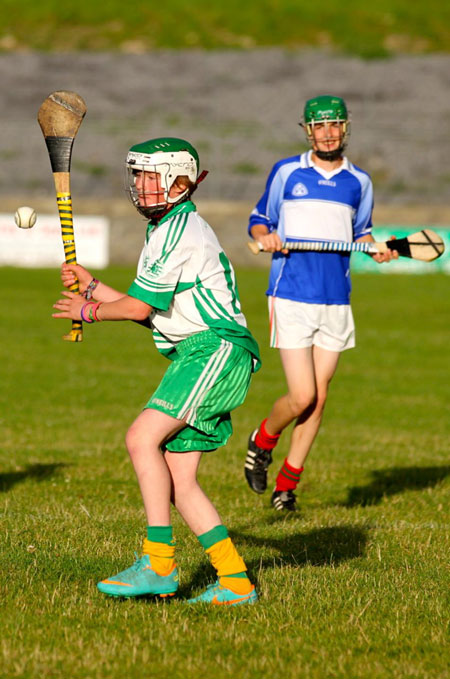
[251,150,373,305]
[54,137,260,606]
[244,96,397,511]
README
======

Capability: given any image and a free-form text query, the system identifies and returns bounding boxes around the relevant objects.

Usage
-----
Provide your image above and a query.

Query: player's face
[311,121,345,153]
[134,170,166,207]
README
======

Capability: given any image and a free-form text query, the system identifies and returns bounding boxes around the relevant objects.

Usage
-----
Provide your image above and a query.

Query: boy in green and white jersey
[53,137,260,605]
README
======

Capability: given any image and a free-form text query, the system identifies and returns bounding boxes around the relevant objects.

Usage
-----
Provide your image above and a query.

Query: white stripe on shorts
[178,340,233,421]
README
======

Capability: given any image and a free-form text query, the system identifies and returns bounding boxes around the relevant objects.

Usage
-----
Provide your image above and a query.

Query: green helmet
[303,95,348,124]
[301,95,351,159]
[126,137,200,219]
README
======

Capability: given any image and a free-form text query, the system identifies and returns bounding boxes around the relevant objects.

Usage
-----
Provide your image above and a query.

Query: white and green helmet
[126,137,200,218]
[300,95,351,159]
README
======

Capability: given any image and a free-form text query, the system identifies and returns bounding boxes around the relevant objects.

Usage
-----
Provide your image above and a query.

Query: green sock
[147,525,174,545]
[197,525,228,550]
[224,572,248,578]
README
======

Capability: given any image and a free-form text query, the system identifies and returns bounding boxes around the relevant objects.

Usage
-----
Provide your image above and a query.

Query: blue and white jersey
[248,151,373,304]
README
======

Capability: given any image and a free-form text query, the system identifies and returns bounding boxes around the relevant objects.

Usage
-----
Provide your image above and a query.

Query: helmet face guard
[125,138,200,219]
[300,95,351,160]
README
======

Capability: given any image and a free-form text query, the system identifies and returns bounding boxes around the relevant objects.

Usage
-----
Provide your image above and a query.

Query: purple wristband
[80,303,94,323]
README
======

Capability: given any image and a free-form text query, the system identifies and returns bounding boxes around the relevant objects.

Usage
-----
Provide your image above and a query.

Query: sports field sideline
[0,266,448,679]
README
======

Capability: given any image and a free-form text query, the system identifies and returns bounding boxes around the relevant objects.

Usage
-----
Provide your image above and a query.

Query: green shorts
[146,329,253,452]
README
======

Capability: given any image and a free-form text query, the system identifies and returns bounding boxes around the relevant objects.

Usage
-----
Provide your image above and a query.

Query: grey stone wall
[1,50,449,265]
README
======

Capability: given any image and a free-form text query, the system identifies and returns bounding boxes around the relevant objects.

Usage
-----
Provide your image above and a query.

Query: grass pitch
[1,0,449,56]
[1,267,449,679]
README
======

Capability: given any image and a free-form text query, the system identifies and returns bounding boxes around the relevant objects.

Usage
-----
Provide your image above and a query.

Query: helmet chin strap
[314,147,345,161]
[137,203,167,221]
[196,170,209,185]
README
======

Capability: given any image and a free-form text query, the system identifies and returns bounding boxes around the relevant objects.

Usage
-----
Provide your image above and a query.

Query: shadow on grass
[0,463,67,492]
[182,524,368,594]
[342,465,450,507]
[237,524,368,568]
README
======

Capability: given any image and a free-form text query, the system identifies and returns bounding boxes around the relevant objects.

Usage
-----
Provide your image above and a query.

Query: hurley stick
[247,229,445,262]
[38,91,87,342]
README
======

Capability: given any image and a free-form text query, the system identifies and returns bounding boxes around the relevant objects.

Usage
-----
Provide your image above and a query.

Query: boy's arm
[61,263,124,302]
[53,291,152,323]
[248,161,289,253]
[88,281,125,303]
[250,224,287,253]
[352,175,397,263]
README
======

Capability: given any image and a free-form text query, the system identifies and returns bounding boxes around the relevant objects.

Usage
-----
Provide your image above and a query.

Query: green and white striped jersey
[128,201,260,369]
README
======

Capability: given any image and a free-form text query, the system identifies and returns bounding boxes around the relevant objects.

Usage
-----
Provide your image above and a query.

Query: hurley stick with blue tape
[247,229,444,262]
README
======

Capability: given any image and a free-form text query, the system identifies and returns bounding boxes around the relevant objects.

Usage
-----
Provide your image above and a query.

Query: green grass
[1,267,449,679]
[1,0,449,56]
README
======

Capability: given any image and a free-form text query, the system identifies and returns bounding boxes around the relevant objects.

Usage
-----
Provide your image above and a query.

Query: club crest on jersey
[144,257,163,277]
[291,182,308,197]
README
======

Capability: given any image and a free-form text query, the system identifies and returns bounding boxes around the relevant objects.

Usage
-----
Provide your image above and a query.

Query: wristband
[83,278,100,301]
[88,302,103,322]
[80,303,94,323]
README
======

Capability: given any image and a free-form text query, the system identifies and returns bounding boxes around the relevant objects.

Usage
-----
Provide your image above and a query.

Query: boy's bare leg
[285,345,341,468]
[264,347,317,436]
[97,408,185,599]
[125,408,186,525]
[245,348,318,495]
[166,449,256,602]
[165,450,222,535]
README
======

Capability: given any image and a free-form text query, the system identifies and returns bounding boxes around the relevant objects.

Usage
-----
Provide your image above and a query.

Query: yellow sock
[219,575,254,595]
[142,538,176,576]
[206,538,254,595]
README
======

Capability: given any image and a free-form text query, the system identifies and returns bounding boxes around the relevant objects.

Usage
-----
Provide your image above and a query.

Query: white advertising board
[0,213,109,268]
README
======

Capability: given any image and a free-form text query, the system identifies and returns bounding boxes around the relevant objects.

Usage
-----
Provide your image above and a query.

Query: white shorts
[268,296,355,352]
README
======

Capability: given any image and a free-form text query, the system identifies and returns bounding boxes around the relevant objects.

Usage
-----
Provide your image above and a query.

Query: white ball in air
[15,206,37,229]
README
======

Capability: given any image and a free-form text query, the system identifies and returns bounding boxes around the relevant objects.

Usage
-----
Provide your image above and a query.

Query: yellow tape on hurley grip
[57,191,83,342]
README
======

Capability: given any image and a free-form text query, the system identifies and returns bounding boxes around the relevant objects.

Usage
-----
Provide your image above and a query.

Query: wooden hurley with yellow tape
[38,91,87,342]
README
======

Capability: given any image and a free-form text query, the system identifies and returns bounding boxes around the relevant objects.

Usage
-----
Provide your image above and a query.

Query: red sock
[255,418,280,450]
[275,458,304,491]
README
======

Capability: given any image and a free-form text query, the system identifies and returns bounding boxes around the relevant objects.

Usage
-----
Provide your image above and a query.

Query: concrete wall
[1,196,449,268]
